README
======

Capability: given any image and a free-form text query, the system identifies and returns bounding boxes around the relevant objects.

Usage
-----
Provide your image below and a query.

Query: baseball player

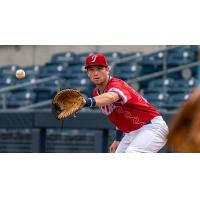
[83,53,169,153]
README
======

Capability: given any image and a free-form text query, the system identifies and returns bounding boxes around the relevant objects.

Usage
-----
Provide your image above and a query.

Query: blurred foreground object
[168,88,200,152]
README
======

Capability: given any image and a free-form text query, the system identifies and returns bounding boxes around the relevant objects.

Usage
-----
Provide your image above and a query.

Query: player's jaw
[91,76,106,85]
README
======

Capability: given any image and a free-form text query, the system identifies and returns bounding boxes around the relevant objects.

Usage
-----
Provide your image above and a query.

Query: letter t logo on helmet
[85,53,109,69]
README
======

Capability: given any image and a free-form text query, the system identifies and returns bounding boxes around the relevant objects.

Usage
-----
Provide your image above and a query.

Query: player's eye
[97,67,104,70]
[88,68,94,72]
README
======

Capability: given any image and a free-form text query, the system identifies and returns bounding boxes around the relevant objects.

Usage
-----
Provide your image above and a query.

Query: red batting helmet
[85,53,109,69]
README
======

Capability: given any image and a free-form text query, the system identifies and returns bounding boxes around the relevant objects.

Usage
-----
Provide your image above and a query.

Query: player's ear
[106,66,111,72]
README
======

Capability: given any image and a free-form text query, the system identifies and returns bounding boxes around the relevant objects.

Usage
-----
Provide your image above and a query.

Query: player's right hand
[109,141,120,153]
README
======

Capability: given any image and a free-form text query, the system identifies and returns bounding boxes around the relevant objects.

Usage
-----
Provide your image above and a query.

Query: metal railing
[127,61,200,84]
[0,75,61,109]
[0,75,59,93]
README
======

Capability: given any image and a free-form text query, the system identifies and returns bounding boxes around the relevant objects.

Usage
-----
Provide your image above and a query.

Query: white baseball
[16,69,26,79]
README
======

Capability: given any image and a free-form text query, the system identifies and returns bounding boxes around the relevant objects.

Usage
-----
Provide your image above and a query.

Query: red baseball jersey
[93,77,160,133]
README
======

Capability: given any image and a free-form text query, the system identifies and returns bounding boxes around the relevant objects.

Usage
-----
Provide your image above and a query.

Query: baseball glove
[167,94,200,152]
[52,89,84,120]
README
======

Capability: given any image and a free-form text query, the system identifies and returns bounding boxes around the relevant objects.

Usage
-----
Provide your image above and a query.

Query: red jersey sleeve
[107,79,133,105]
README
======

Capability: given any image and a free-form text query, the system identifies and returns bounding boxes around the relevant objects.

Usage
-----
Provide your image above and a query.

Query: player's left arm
[82,92,120,108]
[93,92,120,106]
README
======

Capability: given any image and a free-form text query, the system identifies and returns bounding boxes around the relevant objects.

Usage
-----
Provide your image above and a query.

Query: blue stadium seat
[169,78,197,93]
[181,67,197,80]
[165,93,190,110]
[113,62,142,80]
[140,63,162,75]
[23,65,42,76]
[103,52,122,63]
[7,90,36,108]
[146,78,174,93]
[65,78,90,96]
[13,75,38,90]
[0,75,37,91]
[0,76,15,88]
[190,45,199,52]
[39,63,67,78]
[50,51,78,63]
[0,65,19,76]
[167,47,198,65]
[64,63,87,79]
[35,79,65,101]
[122,52,142,58]
[139,51,164,66]
[35,90,51,102]
[143,92,169,109]
[77,52,97,62]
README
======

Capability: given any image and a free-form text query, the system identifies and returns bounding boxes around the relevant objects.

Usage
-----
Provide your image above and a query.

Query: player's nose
[93,70,99,75]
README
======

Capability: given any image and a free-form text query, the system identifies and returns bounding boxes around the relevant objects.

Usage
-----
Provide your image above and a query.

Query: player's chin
[92,79,102,85]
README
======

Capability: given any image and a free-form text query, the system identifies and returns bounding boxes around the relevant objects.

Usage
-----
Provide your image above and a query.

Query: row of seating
[138,46,198,66]
[145,77,197,93]
[0,76,197,109]
[0,46,199,110]
[0,62,197,87]
[143,92,190,111]
[50,46,198,65]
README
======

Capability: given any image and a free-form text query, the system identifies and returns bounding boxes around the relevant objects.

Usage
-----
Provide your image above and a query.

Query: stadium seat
[13,74,38,90]
[140,63,163,76]
[165,93,190,110]
[112,62,142,80]
[50,51,78,63]
[34,79,65,101]
[0,76,15,88]
[169,78,197,93]
[167,47,198,65]
[122,52,142,58]
[6,90,36,108]
[0,65,19,76]
[139,51,164,66]
[103,52,122,63]
[65,78,90,96]
[39,63,67,78]
[23,65,42,76]
[181,67,197,80]
[143,92,169,109]
[77,52,97,62]
[146,78,174,93]
[64,62,87,79]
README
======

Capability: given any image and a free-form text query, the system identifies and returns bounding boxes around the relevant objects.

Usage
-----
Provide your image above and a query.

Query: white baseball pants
[115,116,168,153]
